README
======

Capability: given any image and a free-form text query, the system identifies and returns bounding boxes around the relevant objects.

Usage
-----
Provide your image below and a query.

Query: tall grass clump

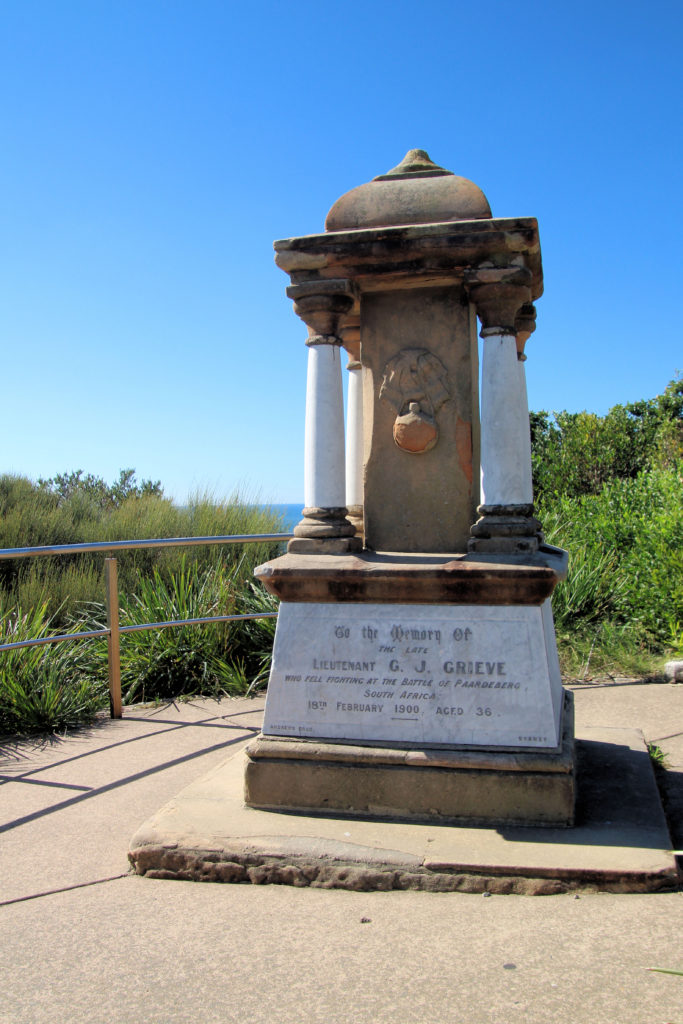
[0,470,286,731]
[0,471,284,625]
[0,600,106,734]
[78,557,278,705]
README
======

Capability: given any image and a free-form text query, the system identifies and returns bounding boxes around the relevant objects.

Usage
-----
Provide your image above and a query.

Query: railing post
[104,557,122,719]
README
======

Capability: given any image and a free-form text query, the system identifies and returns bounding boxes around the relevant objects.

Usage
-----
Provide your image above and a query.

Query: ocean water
[266,503,303,532]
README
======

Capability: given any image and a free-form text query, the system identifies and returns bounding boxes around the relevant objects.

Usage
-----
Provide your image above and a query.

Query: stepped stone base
[129,718,679,894]
[245,693,575,828]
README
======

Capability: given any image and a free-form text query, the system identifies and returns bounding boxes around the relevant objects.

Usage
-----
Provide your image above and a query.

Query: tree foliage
[531,376,683,664]
[37,468,163,510]
[531,376,683,501]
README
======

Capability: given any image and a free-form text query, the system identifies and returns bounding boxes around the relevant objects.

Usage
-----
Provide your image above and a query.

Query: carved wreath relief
[379,348,450,453]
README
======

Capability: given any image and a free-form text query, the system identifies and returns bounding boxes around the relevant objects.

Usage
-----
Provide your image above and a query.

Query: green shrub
[77,557,279,705]
[542,466,683,648]
[38,468,162,509]
[0,601,106,734]
[228,582,279,694]
[531,376,682,502]
[530,377,682,673]
[15,561,104,624]
[0,472,284,625]
[0,472,286,731]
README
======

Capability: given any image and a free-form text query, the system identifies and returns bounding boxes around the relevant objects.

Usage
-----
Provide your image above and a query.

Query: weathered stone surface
[392,401,439,453]
[466,271,533,336]
[245,731,575,773]
[286,278,357,338]
[469,505,544,556]
[255,551,560,605]
[247,693,574,826]
[292,507,358,539]
[258,601,565,750]
[325,148,492,232]
[245,758,575,827]
[129,842,597,895]
[130,844,673,895]
[515,301,537,351]
[362,286,479,552]
[274,219,543,303]
[287,536,362,555]
[664,660,683,682]
[128,724,679,894]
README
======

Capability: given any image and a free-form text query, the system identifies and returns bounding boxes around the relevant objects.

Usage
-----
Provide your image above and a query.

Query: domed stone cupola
[325,149,492,232]
[273,147,544,557]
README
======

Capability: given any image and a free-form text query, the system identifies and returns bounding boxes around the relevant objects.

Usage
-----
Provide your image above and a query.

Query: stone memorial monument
[246,150,573,827]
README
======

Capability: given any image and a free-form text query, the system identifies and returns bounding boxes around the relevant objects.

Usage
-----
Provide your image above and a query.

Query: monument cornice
[274,217,543,301]
[254,551,560,606]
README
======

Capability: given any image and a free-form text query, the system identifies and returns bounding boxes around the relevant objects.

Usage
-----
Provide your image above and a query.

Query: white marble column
[286,279,360,552]
[514,302,538,506]
[303,339,346,509]
[345,358,364,511]
[516,353,534,504]
[480,333,531,506]
[468,276,539,554]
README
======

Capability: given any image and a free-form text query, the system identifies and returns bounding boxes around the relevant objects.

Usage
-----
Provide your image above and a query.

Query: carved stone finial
[373,149,454,181]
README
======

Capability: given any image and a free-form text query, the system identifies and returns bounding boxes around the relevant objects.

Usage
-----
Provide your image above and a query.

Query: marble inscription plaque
[262,603,563,750]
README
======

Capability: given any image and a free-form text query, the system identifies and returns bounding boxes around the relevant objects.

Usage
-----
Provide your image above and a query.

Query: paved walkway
[1,684,681,1024]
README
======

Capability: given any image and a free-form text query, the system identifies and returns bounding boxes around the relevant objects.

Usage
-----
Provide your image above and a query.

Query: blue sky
[2,1,681,504]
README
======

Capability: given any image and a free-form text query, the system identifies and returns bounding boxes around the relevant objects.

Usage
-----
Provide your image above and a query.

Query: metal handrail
[0,612,281,653]
[0,628,112,652]
[0,533,292,561]
[0,532,292,718]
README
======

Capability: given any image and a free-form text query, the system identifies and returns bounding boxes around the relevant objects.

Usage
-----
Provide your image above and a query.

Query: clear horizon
[2,2,681,503]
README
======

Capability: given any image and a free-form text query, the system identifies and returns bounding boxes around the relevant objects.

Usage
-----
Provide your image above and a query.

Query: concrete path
[1,683,682,1024]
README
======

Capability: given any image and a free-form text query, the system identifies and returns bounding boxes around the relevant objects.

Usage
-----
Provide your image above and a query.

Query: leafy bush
[531,376,682,502]
[530,377,682,674]
[542,465,683,650]
[79,558,232,703]
[229,582,279,694]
